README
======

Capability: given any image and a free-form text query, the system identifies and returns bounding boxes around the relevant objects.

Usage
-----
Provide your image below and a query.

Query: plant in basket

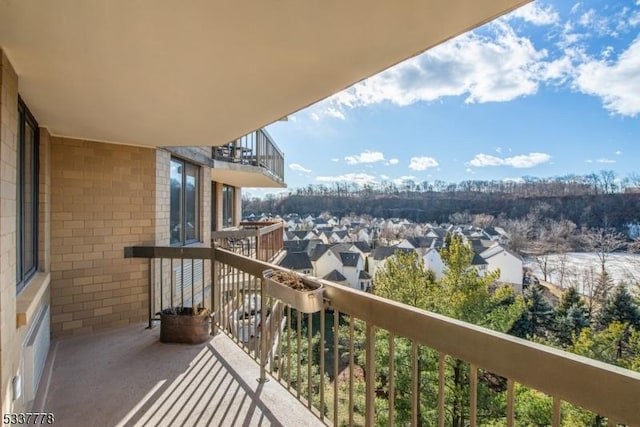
[262,269,325,314]
[159,305,211,344]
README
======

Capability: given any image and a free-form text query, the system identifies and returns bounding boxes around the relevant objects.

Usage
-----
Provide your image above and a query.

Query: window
[222,185,234,228]
[170,158,199,245]
[17,98,39,292]
[211,182,217,231]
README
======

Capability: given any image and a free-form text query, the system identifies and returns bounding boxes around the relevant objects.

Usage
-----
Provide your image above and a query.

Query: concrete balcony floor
[35,324,324,427]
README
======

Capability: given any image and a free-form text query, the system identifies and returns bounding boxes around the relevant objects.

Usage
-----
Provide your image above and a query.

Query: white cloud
[289,163,312,173]
[596,158,616,164]
[324,108,346,120]
[310,113,320,121]
[573,36,640,116]
[585,159,593,163]
[465,168,475,174]
[345,150,386,165]
[331,158,340,162]
[315,173,377,186]
[615,150,622,155]
[317,21,551,114]
[507,2,560,25]
[571,3,581,14]
[409,157,439,171]
[379,174,390,180]
[388,158,399,165]
[393,176,417,185]
[495,147,503,154]
[468,152,551,168]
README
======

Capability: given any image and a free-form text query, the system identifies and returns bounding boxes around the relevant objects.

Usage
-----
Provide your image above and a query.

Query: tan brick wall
[154,150,171,246]
[0,47,20,414]
[0,50,53,414]
[50,137,156,336]
[39,128,51,272]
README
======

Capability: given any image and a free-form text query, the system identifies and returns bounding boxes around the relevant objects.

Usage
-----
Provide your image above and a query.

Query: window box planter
[159,306,211,344]
[262,270,325,314]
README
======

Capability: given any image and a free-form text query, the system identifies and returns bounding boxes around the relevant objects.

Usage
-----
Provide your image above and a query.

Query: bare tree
[449,211,472,225]
[581,227,627,279]
[530,219,576,283]
[502,217,535,255]
[472,213,495,228]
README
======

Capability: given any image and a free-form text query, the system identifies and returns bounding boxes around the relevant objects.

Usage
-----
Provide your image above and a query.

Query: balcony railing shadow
[36,323,323,426]
[124,245,640,426]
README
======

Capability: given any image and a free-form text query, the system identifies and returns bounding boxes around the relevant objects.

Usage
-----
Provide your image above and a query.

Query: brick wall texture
[50,137,156,335]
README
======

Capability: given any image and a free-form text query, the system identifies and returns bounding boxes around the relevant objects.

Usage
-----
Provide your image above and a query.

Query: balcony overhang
[211,161,286,189]
[0,0,530,148]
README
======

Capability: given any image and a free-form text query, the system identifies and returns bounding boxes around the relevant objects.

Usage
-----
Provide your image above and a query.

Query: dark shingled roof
[339,252,360,267]
[471,253,488,266]
[279,252,313,270]
[333,230,349,239]
[352,241,372,253]
[404,236,436,248]
[283,239,322,255]
[309,244,331,261]
[290,230,310,239]
[359,270,372,280]
[323,269,347,282]
[371,246,413,261]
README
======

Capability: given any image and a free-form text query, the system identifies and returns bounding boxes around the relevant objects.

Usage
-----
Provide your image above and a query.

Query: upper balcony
[211,129,285,188]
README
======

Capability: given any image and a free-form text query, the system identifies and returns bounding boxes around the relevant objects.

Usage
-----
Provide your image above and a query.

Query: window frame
[222,184,235,229]
[16,97,39,293]
[170,157,200,246]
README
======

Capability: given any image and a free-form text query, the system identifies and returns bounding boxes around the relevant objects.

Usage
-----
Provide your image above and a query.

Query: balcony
[212,221,284,263]
[112,245,640,426]
[211,129,285,188]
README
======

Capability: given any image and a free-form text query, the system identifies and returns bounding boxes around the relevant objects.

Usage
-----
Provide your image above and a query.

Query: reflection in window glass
[170,158,200,246]
[185,164,198,242]
[222,185,234,228]
[17,98,39,293]
[170,159,183,245]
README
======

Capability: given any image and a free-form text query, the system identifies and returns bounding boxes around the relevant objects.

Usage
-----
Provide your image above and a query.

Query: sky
[248,0,640,199]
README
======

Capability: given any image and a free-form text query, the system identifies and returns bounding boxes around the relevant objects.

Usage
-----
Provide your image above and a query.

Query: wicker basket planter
[263,270,325,314]
[159,307,211,344]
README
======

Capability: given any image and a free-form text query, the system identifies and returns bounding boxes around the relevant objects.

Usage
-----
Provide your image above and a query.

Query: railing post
[255,232,261,262]
[211,248,219,336]
[258,275,269,383]
[147,258,153,329]
[365,323,376,426]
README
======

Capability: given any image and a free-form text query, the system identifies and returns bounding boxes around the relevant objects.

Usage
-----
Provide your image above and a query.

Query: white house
[480,245,523,292]
[418,247,445,278]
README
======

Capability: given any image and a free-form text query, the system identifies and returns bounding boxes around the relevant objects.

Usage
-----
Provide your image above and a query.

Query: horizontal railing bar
[212,229,260,239]
[255,222,284,236]
[212,247,640,424]
[124,246,213,259]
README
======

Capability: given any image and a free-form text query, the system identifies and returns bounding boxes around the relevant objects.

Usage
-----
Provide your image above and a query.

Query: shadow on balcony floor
[36,324,324,427]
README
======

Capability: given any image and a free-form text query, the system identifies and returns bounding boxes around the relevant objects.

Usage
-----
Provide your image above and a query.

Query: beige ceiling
[0,0,530,148]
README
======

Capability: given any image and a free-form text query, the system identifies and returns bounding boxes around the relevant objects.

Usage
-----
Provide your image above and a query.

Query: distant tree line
[244,171,640,230]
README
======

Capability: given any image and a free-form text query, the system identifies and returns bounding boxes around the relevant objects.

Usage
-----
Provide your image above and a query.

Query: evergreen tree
[553,287,589,346]
[510,285,554,339]
[595,284,640,331]
[555,304,590,346]
[555,286,586,319]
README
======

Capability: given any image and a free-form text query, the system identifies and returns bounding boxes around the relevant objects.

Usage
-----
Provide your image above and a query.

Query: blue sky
[249,0,640,198]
